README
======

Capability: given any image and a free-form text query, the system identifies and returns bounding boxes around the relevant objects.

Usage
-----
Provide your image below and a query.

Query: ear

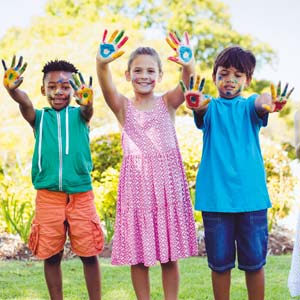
[212,74,216,84]
[125,70,131,82]
[41,85,46,96]
[244,77,252,88]
[157,71,163,83]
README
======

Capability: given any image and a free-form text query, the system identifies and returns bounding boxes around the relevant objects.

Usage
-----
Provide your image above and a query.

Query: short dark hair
[213,46,256,80]
[127,47,162,73]
[42,59,78,82]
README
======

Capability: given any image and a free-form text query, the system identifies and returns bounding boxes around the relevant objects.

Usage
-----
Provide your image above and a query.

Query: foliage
[0,154,35,242]
[261,137,297,229]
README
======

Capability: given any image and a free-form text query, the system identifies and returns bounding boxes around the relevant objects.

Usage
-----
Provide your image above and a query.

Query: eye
[48,85,56,90]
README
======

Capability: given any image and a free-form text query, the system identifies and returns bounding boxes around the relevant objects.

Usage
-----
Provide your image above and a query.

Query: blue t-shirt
[194,94,271,212]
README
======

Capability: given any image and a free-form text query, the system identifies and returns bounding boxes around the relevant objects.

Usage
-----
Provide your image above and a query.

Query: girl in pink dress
[96,29,198,300]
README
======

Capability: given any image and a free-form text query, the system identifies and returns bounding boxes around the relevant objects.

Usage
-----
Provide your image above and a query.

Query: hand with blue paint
[262,81,294,113]
[2,55,27,90]
[180,74,210,109]
[166,31,194,66]
[97,29,129,63]
[69,72,93,106]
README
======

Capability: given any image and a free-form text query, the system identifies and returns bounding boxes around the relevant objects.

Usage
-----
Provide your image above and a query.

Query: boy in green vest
[2,55,104,300]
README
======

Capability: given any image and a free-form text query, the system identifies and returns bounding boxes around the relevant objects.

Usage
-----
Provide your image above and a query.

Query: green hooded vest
[31,106,93,193]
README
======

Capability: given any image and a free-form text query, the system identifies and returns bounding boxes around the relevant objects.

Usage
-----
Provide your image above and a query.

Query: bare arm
[164,31,195,111]
[295,110,300,159]
[2,55,35,127]
[96,29,129,125]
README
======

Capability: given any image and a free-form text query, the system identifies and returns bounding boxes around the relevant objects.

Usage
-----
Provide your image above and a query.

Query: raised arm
[2,55,35,127]
[164,31,195,110]
[255,81,294,117]
[96,29,128,124]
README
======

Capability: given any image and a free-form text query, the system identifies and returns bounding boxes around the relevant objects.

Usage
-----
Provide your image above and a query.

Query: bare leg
[80,256,101,300]
[44,251,64,300]
[211,270,231,300]
[131,264,150,300]
[245,268,265,300]
[161,261,179,300]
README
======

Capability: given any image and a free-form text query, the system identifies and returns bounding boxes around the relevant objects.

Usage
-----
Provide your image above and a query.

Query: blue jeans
[202,209,268,273]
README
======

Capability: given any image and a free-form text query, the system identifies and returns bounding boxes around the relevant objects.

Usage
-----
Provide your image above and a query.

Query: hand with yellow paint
[180,74,210,109]
[69,73,93,106]
[2,55,27,90]
[262,81,294,113]
[98,29,128,63]
[166,31,194,66]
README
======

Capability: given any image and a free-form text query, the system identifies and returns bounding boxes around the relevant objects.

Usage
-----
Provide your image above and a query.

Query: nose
[55,87,63,95]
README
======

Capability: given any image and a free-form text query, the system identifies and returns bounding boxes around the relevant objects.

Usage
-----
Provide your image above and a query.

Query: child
[2,56,104,300]
[96,30,198,300]
[182,46,293,300]
[288,109,300,297]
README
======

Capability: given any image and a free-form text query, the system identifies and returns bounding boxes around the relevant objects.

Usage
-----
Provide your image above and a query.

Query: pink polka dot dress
[111,97,198,266]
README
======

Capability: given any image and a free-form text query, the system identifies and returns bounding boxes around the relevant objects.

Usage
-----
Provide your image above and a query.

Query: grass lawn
[0,255,299,300]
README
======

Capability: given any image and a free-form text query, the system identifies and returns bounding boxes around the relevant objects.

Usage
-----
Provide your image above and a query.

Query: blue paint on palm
[179,46,192,63]
[100,44,115,58]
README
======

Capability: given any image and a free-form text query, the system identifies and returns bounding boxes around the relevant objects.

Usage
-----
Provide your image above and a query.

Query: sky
[0,0,299,100]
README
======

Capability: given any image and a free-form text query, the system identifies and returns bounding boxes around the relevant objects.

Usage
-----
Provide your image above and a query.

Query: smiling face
[41,71,74,110]
[213,66,250,99]
[125,54,162,95]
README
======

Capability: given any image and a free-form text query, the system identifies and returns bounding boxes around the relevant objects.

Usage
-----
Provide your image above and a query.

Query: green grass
[0,255,299,300]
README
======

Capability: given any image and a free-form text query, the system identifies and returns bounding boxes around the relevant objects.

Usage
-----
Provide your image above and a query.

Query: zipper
[56,111,63,191]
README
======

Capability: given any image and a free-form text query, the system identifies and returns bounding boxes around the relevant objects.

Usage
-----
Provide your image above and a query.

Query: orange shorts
[28,189,104,259]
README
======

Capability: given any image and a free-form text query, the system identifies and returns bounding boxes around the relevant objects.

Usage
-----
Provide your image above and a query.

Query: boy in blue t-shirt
[182,46,293,300]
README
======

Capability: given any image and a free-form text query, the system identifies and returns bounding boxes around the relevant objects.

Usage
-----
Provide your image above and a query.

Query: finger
[114,30,124,44]
[270,83,276,101]
[78,72,85,85]
[262,104,272,112]
[117,36,128,49]
[179,80,187,93]
[102,29,108,43]
[174,31,182,43]
[286,87,294,99]
[169,32,180,45]
[194,75,200,90]
[15,56,23,70]
[72,73,81,87]
[69,80,78,91]
[108,30,118,43]
[19,62,27,75]
[89,76,92,88]
[112,51,125,59]
[13,77,24,89]
[281,83,288,97]
[202,97,211,106]
[166,37,177,51]
[167,56,179,63]
[199,78,205,92]
[184,31,190,45]
[2,59,7,71]
[189,75,194,90]
[276,80,281,96]
[11,55,16,68]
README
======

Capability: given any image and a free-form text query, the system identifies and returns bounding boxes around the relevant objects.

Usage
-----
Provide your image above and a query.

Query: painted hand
[180,74,210,109]
[262,81,294,112]
[69,73,93,106]
[2,55,27,89]
[98,29,128,63]
[166,31,193,65]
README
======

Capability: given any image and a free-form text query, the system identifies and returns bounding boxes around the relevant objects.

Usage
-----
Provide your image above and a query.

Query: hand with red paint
[97,29,128,64]
[69,73,93,106]
[180,74,210,109]
[2,55,27,90]
[166,31,194,66]
[262,81,294,113]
